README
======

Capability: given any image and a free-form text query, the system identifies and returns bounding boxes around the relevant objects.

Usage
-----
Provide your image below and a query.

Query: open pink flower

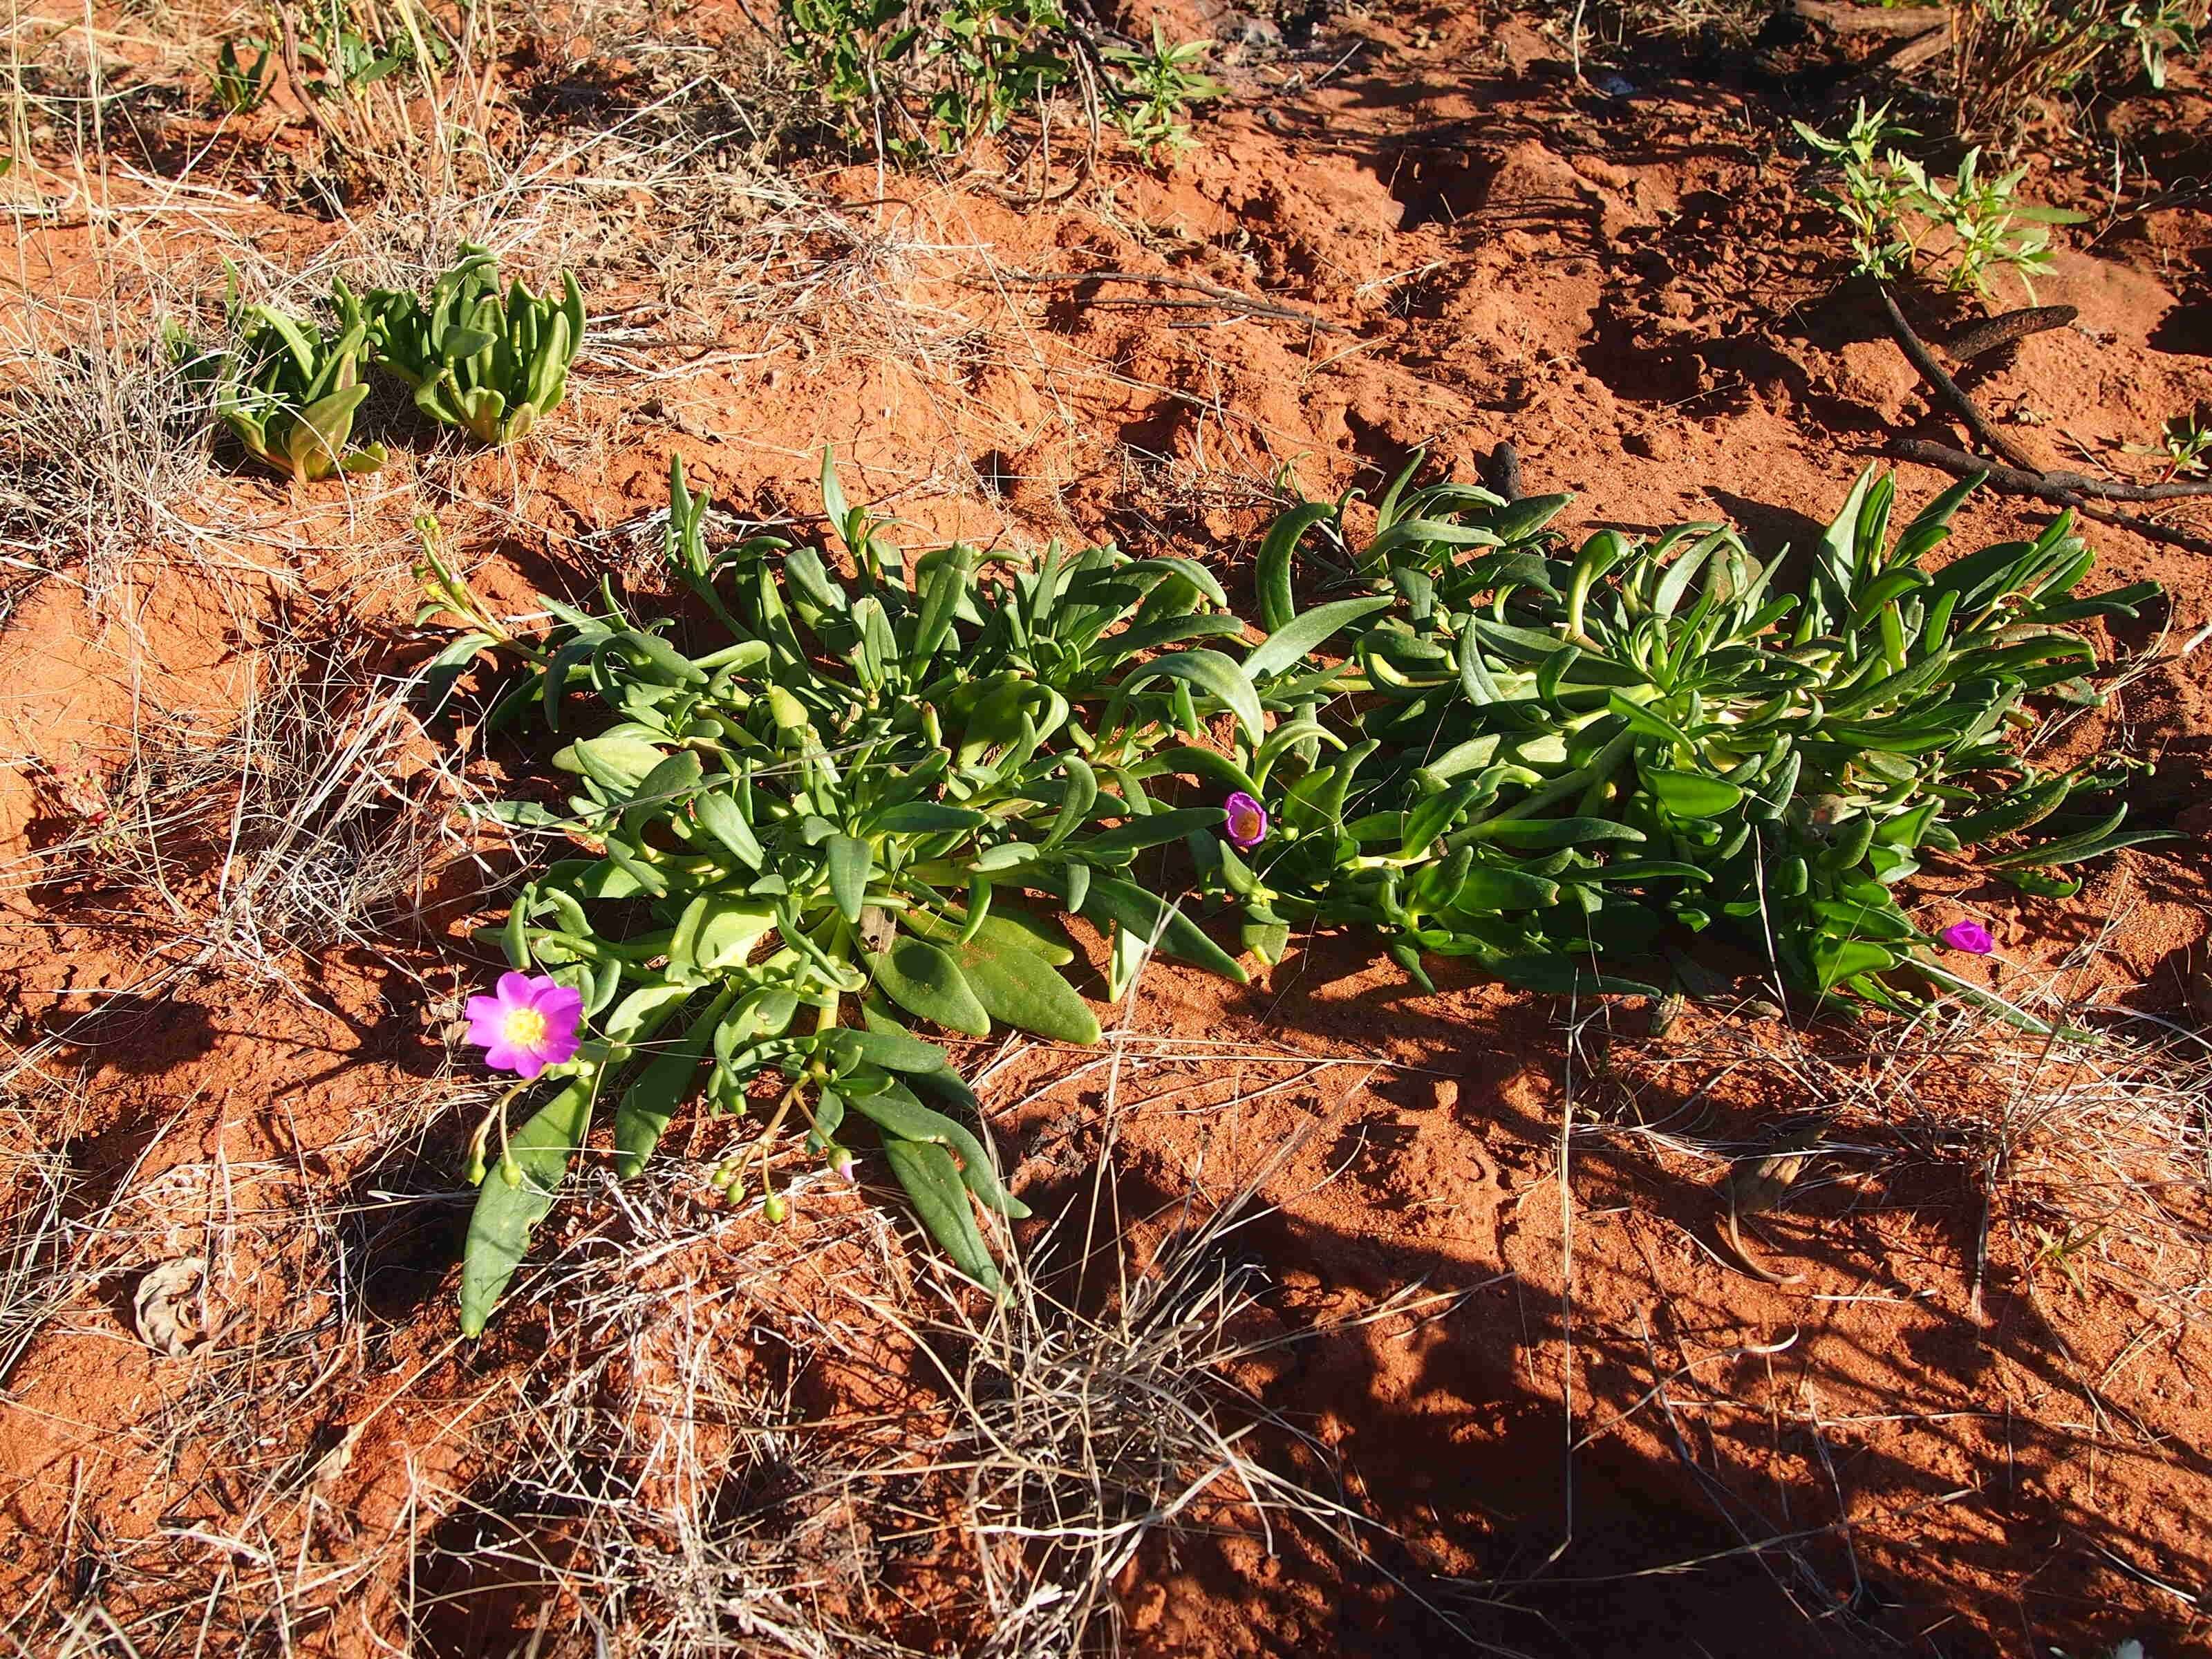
[466,971,584,1078]
[1223,790,1268,850]
[1938,920,1994,955]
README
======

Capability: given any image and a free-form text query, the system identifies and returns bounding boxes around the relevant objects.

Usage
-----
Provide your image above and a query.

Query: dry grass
[1579,922,2212,1331]
[2,603,498,997]
[1952,0,2211,143]
[0,1078,1381,1657]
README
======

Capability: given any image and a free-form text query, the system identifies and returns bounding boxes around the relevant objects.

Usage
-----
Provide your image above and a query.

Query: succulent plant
[365,247,585,446]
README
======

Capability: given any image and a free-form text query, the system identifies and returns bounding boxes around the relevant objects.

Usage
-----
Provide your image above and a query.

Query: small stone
[1428,1076,1461,1112]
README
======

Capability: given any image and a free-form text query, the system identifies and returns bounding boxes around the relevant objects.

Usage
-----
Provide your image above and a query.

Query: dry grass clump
[1582,935,2212,1327]
[1953,0,2209,142]
[0,1152,1364,1654]
[6,608,494,992]
[0,290,218,610]
[0,1058,487,1655]
[400,1148,1356,1657]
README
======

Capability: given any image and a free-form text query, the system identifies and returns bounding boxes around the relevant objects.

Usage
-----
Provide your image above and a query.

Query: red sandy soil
[2,2,2210,1656]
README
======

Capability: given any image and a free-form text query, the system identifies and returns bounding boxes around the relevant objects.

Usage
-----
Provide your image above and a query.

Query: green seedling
[1101,25,1224,156]
[366,246,585,445]
[2124,410,2211,478]
[1794,102,2088,300]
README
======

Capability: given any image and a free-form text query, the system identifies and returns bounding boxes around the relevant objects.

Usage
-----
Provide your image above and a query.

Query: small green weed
[364,245,585,446]
[296,1,449,100]
[778,0,1219,162]
[2125,410,2212,477]
[1794,102,2088,300]
[208,37,272,115]
[1101,26,1224,157]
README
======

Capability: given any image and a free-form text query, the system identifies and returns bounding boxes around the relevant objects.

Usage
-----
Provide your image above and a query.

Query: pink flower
[465,971,584,1078]
[1939,920,1994,955]
[1223,790,1268,850]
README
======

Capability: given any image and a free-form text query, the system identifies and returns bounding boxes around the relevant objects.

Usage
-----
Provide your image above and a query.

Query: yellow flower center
[503,1006,550,1049]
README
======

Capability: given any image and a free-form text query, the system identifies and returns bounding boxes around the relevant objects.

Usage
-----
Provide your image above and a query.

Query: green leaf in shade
[882,1136,1002,1291]
[459,1079,594,1336]
[1472,816,1647,851]
[834,1027,955,1074]
[847,1078,1029,1217]
[868,801,989,834]
[825,833,872,922]
[868,937,990,1035]
[1813,938,1898,991]
[1643,769,1745,817]
[613,997,728,1177]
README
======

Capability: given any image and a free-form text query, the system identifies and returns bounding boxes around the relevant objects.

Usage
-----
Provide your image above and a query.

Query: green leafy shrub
[1794,102,2087,300]
[167,289,386,483]
[366,246,585,446]
[422,455,1272,1330]
[1218,458,2166,1009]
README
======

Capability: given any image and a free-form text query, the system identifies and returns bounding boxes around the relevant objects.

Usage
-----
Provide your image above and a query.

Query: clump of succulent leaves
[417,455,1356,1333]
[366,245,584,446]
[1208,458,2166,1013]
[167,283,386,483]
[422,449,2164,1333]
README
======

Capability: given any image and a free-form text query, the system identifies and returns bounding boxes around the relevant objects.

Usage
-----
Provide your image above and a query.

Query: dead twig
[990,268,1346,334]
[1891,438,2212,556]
[1877,283,2041,472]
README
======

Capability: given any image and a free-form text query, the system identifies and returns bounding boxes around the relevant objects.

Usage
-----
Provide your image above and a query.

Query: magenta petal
[531,982,584,1020]
[464,995,506,1045]
[506,1047,548,1080]
[495,969,537,1008]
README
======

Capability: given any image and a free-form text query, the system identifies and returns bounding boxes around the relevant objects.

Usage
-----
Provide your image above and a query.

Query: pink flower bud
[1939,920,1994,955]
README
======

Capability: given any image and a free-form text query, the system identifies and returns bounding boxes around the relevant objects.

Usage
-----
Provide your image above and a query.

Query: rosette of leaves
[422,456,1257,1332]
[366,246,584,445]
[169,286,386,484]
[1201,458,2166,1012]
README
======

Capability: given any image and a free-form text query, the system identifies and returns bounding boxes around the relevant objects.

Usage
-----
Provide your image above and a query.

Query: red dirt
[3,2,2210,1656]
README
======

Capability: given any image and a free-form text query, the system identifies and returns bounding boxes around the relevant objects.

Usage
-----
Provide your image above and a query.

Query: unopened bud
[830,1148,856,1182]
[762,1191,789,1224]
